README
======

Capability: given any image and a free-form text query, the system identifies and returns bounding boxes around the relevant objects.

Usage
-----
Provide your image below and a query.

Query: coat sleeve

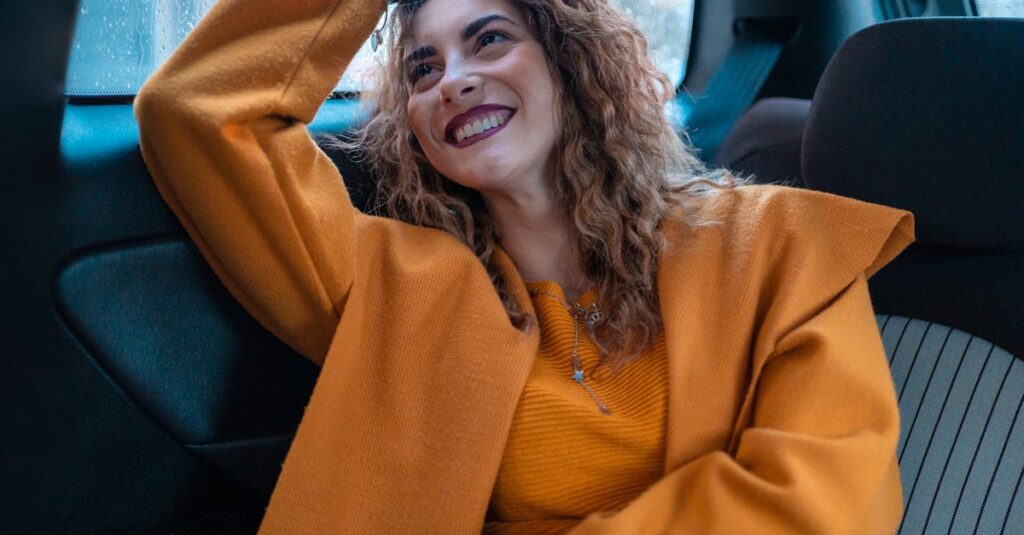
[134,0,385,365]
[571,273,903,534]
[571,187,915,535]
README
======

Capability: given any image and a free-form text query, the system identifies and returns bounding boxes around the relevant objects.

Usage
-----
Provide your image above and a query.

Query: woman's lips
[445,105,516,148]
[450,113,513,148]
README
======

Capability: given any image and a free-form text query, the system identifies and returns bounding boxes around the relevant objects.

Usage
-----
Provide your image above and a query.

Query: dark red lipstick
[445,104,516,147]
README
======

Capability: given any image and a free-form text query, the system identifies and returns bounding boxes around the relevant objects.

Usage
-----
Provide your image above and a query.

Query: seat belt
[678,18,796,163]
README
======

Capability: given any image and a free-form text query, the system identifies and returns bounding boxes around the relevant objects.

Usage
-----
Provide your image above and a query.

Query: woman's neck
[482,186,589,301]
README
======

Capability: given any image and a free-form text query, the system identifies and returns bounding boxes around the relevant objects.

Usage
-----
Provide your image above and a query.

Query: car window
[888,0,1024,17]
[66,0,694,98]
[975,0,1024,16]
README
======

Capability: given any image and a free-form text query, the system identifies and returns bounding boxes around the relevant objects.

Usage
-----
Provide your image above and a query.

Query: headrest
[715,97,810,186]
[802,18,1024,251]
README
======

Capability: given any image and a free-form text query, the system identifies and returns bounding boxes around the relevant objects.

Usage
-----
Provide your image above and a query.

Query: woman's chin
[440,160,520,193]
[445,172,509,194]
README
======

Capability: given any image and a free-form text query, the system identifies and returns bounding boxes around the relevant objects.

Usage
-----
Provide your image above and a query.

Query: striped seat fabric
[877,315,1024,534]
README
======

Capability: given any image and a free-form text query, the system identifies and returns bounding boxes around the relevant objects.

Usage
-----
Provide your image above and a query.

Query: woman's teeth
[454,113,507,143]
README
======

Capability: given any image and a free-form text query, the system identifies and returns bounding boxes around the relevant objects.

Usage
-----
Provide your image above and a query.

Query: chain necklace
[527,288,612,416]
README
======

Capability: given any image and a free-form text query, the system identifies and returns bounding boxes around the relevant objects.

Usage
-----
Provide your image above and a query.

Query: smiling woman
[134,0,915,533]
[340,0,736,365]
[404,2,562,197]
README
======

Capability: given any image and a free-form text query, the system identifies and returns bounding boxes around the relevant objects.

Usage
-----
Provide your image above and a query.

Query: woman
[135,0,915,532]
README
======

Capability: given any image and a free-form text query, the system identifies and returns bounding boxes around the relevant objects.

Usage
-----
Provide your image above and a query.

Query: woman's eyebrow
[404,45,437,66]
[461,14,516,40]
[404,14,516,66]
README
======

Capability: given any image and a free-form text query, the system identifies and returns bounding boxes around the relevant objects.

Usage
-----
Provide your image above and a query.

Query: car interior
[4,0,1022,532]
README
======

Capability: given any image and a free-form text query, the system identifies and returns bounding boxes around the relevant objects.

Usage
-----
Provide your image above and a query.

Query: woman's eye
[478,31,508,50]
[410,63,437,83]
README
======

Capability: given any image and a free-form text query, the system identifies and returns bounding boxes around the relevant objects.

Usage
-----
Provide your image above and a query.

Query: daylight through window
[66,0,694,97]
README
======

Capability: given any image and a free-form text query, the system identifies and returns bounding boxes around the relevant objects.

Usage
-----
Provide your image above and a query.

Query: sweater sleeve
[570,187,914,534]
[134,0,385,365]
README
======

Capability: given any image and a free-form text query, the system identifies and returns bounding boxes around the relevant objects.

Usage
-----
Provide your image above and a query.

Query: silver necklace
[528,288,612,416]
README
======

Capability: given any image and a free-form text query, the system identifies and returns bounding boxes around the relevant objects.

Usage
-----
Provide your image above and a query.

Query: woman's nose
[439,67,478,104]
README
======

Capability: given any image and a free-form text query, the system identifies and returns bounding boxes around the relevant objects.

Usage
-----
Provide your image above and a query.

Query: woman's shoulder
[657,184,915,358]
[662,182,916,281]
[347,212,508,301]
[671,182,911,229]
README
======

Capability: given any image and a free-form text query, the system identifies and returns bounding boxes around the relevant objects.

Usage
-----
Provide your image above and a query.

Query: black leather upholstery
[56,240,318,446]
[1,1,259,531]
[55,240,318,498]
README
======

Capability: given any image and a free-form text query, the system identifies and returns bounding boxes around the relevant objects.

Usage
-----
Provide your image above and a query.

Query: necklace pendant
[575,373,613,417]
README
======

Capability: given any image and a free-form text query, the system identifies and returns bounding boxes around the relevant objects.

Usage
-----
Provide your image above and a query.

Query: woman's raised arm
[135,0,386,365]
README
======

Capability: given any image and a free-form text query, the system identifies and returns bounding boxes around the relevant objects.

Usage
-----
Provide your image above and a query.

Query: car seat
[802,17,1024,533]
[715,96,810,187]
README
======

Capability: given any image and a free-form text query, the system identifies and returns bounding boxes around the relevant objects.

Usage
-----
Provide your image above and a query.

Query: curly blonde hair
[333,0,748,369]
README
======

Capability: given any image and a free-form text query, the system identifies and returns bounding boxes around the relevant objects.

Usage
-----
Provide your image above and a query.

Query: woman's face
[405,0,561,196]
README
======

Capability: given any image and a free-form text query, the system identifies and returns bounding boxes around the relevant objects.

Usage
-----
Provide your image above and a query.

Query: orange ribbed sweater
[485,281,668,533]
[135,0,916,533]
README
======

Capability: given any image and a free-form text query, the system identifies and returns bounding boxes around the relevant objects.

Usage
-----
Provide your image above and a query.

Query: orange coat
[135,0,915,533]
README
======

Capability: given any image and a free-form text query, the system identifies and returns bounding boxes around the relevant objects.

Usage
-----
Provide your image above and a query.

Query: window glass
[66,0,694,96]
[614,0,694,88]
[68,0,215,96]
[975,0,1024,16]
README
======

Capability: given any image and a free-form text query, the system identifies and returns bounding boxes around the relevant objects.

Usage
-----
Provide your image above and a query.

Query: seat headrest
[802,18,1024,251]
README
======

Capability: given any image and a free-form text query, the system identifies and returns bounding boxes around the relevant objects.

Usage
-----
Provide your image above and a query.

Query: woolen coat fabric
[134,0,916,532]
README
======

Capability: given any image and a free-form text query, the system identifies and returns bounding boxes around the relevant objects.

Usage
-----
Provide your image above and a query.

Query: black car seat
[715,96,810,187]
[802,18,1024,533]
[318,131,384,216]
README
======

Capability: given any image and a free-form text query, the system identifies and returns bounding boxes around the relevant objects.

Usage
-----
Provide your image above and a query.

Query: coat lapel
[657,198,754,472]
